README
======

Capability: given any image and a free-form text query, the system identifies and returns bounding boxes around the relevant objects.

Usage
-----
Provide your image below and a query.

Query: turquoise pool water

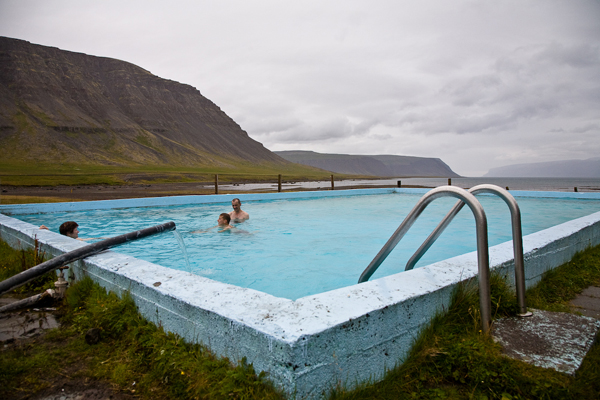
[16,192,600,299]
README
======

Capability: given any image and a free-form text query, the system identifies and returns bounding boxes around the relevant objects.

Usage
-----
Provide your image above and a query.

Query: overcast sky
[1,1,599,176]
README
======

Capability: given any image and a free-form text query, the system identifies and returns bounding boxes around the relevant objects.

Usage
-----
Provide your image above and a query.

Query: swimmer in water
[229,198,249,222]
[59,221,80,239]
[40,221,102,241]
[193,213,236,233]
[216,213,235,232]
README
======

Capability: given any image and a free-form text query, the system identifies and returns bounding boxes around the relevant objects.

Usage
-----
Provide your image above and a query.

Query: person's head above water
[218,213,231,226]
[230,198,249,220]
[59,221,79,238]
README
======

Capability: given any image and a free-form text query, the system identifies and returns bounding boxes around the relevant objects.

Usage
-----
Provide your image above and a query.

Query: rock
[85,328,101,345]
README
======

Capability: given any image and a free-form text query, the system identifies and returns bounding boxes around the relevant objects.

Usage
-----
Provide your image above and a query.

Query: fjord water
[221,177,600,192]
[18,192,600,299]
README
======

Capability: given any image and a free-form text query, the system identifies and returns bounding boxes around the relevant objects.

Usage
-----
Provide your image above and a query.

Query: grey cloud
[536,43,600,69]
[1,0,599,176]
[255,116,377,144]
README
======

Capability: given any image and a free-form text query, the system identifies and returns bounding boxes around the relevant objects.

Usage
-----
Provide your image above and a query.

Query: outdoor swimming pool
[11,190,600,299]
[2,187,600,397]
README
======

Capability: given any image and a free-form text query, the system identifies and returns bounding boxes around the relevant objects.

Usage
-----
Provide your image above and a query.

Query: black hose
[0,221,176,296]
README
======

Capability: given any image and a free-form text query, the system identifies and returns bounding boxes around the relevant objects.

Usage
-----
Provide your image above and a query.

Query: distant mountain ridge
[275,151,460,177]
[484,157,600,178]
[0,36,288,168]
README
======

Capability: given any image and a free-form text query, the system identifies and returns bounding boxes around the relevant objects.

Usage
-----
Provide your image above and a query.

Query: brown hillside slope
[0,37,288,168]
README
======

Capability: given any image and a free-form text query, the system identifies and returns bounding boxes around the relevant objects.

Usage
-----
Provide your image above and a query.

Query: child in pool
[193,213,236,233]
[216,213,235,232]
[40,221,101,241]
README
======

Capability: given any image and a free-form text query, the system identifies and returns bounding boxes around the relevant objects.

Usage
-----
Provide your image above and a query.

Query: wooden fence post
[215,174,219,194]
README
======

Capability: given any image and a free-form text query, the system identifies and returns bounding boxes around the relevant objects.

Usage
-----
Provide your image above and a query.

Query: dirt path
[0,182,412,202]
[1,182,218,202]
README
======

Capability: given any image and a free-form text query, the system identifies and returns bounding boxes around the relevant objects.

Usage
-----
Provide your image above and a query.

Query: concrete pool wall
[2,188,600,398]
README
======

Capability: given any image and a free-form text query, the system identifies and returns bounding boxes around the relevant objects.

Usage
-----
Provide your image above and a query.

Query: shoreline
[1,176,600,204]
[0,181,429,202]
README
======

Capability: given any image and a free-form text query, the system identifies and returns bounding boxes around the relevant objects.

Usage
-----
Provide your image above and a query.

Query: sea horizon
[221,176,600,193]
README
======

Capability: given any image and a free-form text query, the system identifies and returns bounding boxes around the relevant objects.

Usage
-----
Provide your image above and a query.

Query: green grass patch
[0,239,55,295]
[63,279,282,399]
[527,249,600,313]
[0,195,73,204]
[0,161,351,186]
[1,275,284,399]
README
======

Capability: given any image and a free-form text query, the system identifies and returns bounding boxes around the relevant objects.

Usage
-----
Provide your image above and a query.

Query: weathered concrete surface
[570,286,600,319]
[492,309,600,375]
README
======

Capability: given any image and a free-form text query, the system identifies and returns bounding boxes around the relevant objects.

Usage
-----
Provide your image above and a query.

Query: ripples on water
[16,191,600,300]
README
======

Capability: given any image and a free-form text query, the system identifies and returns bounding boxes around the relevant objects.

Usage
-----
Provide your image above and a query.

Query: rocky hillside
[0,37,288,168]
[275,151,460,177]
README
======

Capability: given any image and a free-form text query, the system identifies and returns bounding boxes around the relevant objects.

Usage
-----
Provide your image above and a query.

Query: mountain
[484,157,600,178]
[275,151,460,177]
[0,36,288,168]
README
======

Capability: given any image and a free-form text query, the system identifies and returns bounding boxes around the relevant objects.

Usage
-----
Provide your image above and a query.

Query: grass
[0,161,355,187]
[0,195,71,205]
[527,248,600,312]
[1,240,599,399]
[0,239,55,295]
[0,239,284,399]
[0,277,284,399]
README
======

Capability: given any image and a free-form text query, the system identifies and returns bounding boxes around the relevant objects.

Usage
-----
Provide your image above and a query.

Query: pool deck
[2,188,600,398]
[492,300,600,375]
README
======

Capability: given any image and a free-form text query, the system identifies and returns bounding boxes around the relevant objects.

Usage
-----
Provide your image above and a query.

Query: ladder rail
[405,184,528,315]
[357,186,493,332]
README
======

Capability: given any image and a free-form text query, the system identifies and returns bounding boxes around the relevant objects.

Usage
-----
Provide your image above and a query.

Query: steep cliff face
[370,155,460,177]
[0,37,287,167]
[275,151,460,177]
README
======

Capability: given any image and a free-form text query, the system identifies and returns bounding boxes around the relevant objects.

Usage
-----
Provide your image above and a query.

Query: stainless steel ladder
[358,185,531,333]
[405,184,530,317]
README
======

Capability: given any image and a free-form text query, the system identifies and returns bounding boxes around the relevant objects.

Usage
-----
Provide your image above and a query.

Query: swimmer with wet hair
[193,213,236,233]
[217,213,234,231]
[229,198,249,222]
[59,221,80,238]
[40,221,98,241]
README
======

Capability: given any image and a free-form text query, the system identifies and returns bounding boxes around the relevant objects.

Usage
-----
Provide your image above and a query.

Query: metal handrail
[405,184,530,316]
[357,186,492,333]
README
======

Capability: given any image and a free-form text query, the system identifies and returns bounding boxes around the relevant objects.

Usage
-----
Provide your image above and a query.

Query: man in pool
[229,198,249,222]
